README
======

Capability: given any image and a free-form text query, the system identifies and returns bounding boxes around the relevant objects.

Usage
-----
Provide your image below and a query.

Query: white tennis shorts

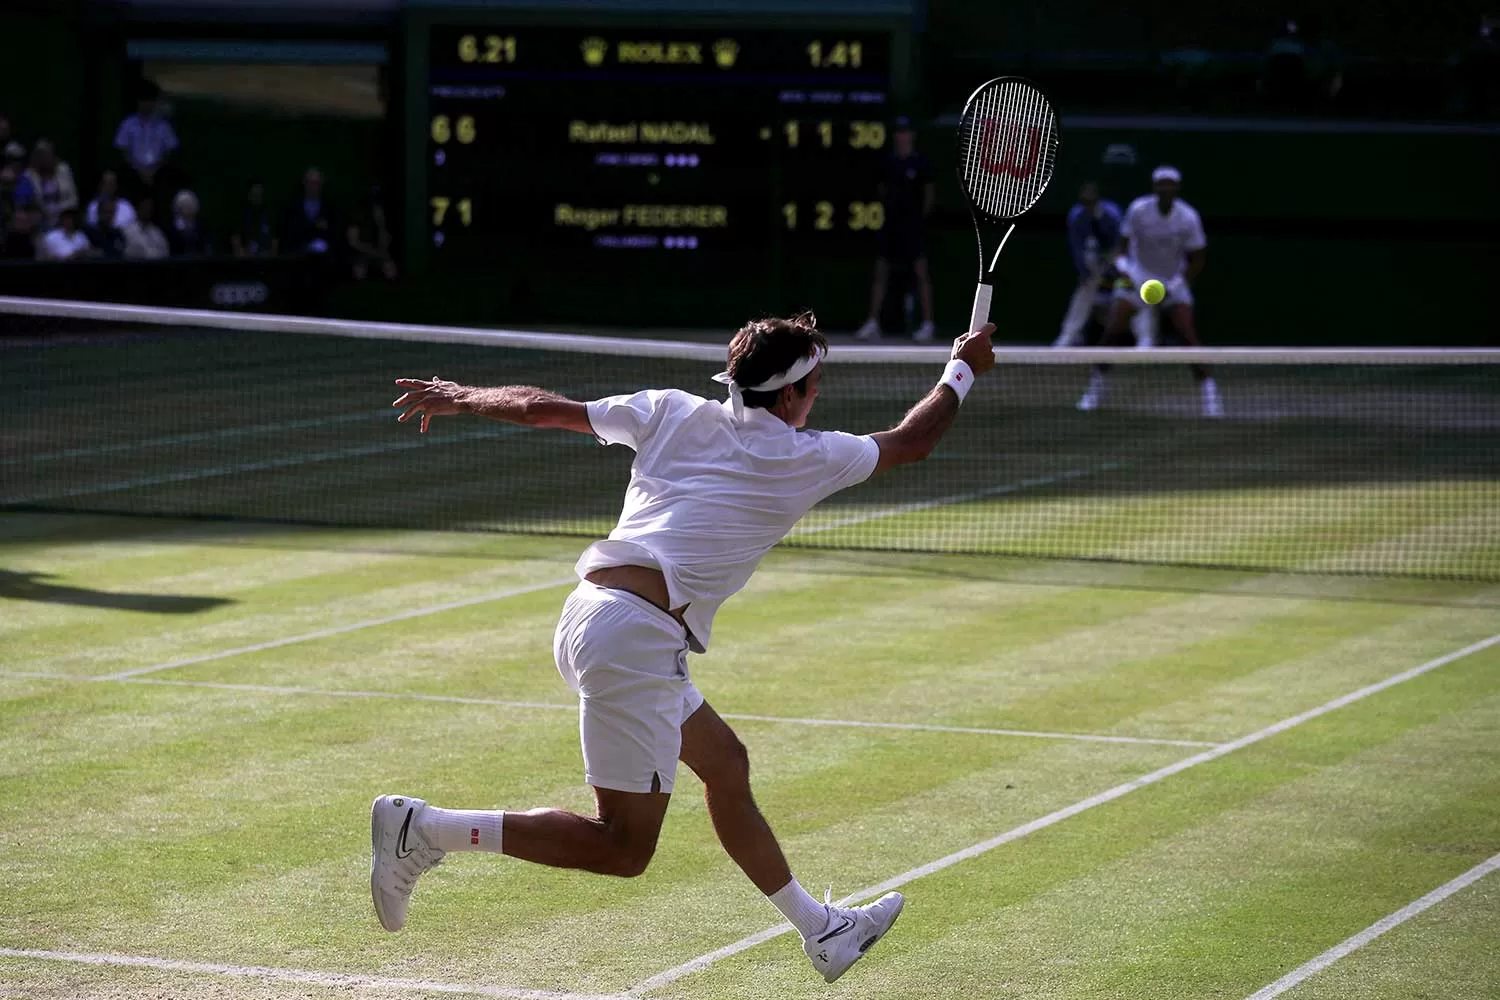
[553,581,703,794]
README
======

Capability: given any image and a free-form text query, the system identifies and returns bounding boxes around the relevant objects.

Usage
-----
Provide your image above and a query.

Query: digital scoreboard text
[423,26,892,257]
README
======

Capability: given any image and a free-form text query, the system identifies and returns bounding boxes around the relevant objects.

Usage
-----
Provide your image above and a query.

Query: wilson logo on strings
[978,120,1043,179]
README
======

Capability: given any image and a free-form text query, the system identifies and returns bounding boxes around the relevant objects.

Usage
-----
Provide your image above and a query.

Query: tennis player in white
[1076,165,1221,417]
[376,314,996,983]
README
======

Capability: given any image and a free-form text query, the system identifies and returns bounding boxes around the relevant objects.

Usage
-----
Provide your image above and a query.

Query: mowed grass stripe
[0,949,617,1000]
[0,671,1212,747]
[877,648,1500,1000]
[645,641,1500,1000]
[1121,602,1500,741]
[714,580,1408,740]
[161,570,1149,710]
[983,598,1430,740]
[632,633,1500,995]
[0,678,1183,992]
[102,577,575,680]
[1251,867,1500,1000]
[1243,855,1500,1000]
[5,559,575,676]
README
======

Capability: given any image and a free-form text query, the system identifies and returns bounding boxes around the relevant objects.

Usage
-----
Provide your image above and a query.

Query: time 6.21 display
[422,26,891,256]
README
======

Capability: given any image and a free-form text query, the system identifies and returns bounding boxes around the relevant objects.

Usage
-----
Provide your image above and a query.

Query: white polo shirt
[1122,195,1206,282]
[580,388,879,651]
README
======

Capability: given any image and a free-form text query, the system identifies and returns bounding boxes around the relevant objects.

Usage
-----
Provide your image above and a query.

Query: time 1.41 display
[422,26,892,256]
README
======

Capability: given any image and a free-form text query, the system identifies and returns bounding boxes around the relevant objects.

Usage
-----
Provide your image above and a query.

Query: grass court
[2,510,1497,999]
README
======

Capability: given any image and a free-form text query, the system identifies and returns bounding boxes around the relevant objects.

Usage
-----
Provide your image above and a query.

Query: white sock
[1201,377,1219,398]
[417,806,504,853]
[768,878,830,939]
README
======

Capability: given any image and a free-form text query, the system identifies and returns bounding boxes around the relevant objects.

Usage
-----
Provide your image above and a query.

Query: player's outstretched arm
[870,324,995,474]
[393,377,592,435]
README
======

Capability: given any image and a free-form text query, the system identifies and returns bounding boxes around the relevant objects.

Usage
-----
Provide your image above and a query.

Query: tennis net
[3,296,1497,580]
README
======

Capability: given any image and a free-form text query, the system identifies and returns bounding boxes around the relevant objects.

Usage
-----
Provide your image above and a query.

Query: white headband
[711,348,825,422]
[1152,165,1182,184]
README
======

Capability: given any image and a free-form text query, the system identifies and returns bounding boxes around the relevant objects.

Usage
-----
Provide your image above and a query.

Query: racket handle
[968,283,993,333]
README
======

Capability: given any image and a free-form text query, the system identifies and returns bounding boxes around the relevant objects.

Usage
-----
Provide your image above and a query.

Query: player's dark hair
[726,311,827,410]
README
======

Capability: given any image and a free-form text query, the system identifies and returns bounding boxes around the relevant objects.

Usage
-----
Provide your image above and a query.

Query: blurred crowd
[0,80,397,280]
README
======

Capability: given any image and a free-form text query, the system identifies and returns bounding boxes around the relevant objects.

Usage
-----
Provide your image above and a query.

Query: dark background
[1,0,1497,345]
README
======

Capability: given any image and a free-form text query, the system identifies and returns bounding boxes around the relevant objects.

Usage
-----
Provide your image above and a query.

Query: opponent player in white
[377,314,996,983]
[1076,165,1221,417]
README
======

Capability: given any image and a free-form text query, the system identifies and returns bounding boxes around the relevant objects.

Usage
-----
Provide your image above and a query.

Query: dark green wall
[163,98,384,248]
[0,11,90,162]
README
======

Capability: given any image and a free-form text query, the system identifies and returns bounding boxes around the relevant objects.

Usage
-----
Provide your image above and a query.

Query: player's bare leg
[501,786,669,876]
[856,258,890,340]
[370,786,670,931]
[678,701,904,983]
[912,257,936,342]
[679,701,792,893]
[1170,303,1221,417]
[1078,297,1135,410]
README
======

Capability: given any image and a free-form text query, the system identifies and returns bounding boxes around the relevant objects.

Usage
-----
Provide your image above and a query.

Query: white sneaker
[854,318,881,341]
[1201,380,1223,418]
[1077,371,1106,412]
[370,794,445,932]
[912,321,936,343]
[803,890,905,983]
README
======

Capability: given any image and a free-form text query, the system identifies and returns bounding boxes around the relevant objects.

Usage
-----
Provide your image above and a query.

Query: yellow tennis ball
[1140,279,1166,305]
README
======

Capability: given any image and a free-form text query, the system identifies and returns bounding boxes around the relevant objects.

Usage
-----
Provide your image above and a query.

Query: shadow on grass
[0,569,233,614]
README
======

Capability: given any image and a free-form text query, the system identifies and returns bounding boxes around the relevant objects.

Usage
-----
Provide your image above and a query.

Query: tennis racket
[955,77,1062,333]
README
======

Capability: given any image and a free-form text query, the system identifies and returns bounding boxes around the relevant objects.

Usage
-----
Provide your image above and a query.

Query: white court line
[1242,850,1500,1000]
[0,671,1215,748]
[0,947,619,1000]
[792,461,1125,537]
[628,632,1500,995]
[717,712,1218,748]
[100,578,577,680]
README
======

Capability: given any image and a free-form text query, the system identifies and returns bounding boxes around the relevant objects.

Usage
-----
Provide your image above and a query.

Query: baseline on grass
[377,309,999,984]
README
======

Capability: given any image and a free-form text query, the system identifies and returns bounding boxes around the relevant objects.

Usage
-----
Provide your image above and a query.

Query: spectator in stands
[231,180,278,257]
[855,116,936,342]
[1054,182,1123,348]
[0,115,12,152]
[348,184,397,280]
[115,80,179,203]
[282,167,339,258]
[0,141,23,257]
[2,144,40,261]
[85,171,137,231]
[38,206,96,261]
[20,140,79,229]
[85,185,130,259]
[123,196,169,260]
[167,189,212,257]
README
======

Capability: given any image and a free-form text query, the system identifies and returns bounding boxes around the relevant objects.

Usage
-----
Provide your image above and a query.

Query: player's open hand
[953,323,996,377]
[393,376,467,433]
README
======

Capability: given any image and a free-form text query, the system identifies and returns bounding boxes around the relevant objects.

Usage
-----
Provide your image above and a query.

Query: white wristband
[940,360,975,403]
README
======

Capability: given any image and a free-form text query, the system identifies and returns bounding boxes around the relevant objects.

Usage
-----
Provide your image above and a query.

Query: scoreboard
[406,17,906,287]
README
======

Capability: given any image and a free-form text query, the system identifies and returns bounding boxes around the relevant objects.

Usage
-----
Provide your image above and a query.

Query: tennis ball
[1140,279,1166,305]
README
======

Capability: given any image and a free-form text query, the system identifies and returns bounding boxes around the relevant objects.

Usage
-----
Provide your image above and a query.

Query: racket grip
[969,283,993,333]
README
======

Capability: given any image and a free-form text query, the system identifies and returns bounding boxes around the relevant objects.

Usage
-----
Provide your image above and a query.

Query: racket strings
[958,80,1060,221]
